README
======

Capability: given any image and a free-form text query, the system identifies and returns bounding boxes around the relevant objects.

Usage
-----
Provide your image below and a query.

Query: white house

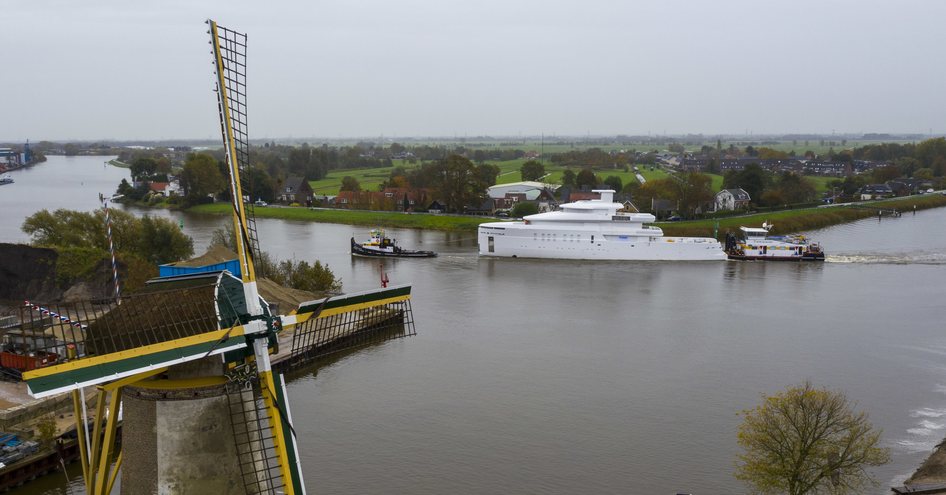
[715,188,751,211]
[486,181,556,199]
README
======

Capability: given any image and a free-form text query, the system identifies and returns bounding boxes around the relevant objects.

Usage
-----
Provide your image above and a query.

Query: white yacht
[477,190,726,260]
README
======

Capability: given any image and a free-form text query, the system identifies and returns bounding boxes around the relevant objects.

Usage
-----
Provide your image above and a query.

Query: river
[4,155,946,493]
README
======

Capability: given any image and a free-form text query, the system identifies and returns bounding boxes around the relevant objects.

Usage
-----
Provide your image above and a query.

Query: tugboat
[351,229,437,258]
[725,222,825,261]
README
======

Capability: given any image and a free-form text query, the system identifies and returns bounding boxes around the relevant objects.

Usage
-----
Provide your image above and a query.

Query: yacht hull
[478,224,726,261]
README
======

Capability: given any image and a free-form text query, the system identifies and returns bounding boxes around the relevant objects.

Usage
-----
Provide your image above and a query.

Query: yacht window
[488,236,494,253]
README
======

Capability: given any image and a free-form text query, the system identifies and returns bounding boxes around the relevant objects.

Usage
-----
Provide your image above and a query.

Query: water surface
[5,156,946,494]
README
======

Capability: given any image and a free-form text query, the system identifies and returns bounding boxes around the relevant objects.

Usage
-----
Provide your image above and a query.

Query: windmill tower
[18,19,415,494]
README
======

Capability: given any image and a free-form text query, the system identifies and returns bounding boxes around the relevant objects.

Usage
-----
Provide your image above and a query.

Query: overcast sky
[3,0,945,141]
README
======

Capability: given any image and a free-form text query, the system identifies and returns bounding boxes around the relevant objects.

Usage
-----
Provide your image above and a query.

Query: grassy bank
[107,159,130,168]
[189,194,946,236]
[188,203,487,231]
[660,194,946,238]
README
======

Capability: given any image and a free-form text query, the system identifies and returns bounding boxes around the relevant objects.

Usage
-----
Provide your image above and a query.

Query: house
[887,178,934,196]
[278,176,314,205]
[381,188,429,212]
[487,181,556,200]
[651,198,677,218]
[563,190,600,202]
[714,188,751,211]
[803,161,849,176]
[334,188,429,211]
[148,182,170,197]
[427,200,446,214]
[858,184,894,200]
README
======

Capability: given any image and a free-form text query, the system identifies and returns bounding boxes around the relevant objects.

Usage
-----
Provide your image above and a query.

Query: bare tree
[736,382,889,495]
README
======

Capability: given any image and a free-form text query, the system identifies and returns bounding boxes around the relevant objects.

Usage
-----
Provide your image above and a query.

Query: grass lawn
[306,155,838,200]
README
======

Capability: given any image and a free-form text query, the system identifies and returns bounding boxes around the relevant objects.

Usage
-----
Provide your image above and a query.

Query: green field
[307,156,841,198]
[310,159,693,196]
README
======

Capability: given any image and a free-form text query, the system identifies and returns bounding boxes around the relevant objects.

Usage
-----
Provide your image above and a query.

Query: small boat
[0,175,13,185]
[725,222,825,261]
[351,229,437,258]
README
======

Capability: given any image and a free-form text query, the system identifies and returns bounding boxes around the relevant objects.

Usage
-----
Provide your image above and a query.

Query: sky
[3,0,946,141]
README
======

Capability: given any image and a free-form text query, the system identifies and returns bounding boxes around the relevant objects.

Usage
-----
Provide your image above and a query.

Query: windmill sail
[15,19,416,495]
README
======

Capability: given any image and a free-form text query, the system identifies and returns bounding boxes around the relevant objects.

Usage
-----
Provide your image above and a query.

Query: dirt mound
[167,244,238,268]
[0,243,61,304]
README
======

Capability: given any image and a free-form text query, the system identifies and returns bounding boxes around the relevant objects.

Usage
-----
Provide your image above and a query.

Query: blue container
[158,259,241,279]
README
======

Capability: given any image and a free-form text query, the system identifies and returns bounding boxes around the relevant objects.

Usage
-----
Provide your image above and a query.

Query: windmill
[17,19,415,494]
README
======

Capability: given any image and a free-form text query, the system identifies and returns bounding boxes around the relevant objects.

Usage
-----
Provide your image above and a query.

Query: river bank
[186,193,946,237]
[188,203,487,231]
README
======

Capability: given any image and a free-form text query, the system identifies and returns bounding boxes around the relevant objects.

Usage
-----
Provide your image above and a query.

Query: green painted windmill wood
[19,19,415,495]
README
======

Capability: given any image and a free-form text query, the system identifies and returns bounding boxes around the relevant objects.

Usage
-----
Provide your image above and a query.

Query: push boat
[477,189,726,260]
[351,229,437,258]
[724,223,825,261]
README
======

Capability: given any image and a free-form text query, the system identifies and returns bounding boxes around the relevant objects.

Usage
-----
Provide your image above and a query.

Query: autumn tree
[340,176,362,192]
[736,382,889,495]
[398,155,493,213]
[520,160,546,182]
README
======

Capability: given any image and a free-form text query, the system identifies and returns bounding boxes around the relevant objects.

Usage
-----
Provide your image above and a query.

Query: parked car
[667,215,682,221]
[254,199,268,207]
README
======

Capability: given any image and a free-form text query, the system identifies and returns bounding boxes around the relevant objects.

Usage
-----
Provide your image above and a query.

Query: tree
[915,137,946,172]
[276,259,342,293]
[736,382,889,495]
[130,157,158,181]
[520,160,546,182]
[137,215,195,265]
[603,175,623,192]
[340,176,361,192]
[669,172,713,213]
[576,168,598,189]
[561,169,576,188]
[180,153,226,204]
[22,209,193,290]
[511,202,539,218]
[771,172,816,205]
[433,155,492,213]
[210,227,339,291]
[36,414,58,448]
[244,166,276,203]
[914,168,934,180]
[724,164,771,204]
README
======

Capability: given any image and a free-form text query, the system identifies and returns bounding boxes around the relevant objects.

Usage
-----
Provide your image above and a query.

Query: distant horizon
[3,131,943,146]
